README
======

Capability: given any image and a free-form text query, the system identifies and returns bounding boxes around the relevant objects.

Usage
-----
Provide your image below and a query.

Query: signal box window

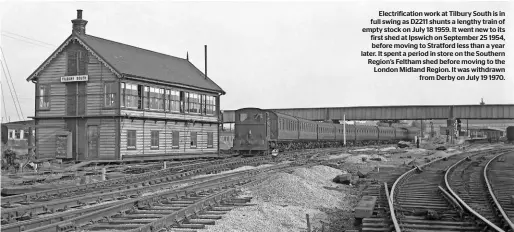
[122,83,140,109]
[180,92,186,113]
[170,90,180,112]
[172,131,180,149]
[190,132,197,148]
[127,130,136,150]
[104,82,116,107]
[67,50,88,75]
[205,96,216,115]
[150,131,159,149]
[39,85,50,109]
[207,132,213,148]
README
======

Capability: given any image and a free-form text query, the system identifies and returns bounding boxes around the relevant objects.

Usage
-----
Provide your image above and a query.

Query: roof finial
[186,51,189,61]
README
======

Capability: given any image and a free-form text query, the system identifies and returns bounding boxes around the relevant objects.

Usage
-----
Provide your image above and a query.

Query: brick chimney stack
[72,9,88,34]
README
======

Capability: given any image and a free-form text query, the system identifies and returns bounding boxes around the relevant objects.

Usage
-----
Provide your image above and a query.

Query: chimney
[71,9,88,34]
[204,45,207,79]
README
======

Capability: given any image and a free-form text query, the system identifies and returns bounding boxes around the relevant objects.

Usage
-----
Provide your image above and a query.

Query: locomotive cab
[233,108,270,156]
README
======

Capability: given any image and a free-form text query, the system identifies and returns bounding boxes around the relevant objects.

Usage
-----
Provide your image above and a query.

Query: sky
[0,0,513,122]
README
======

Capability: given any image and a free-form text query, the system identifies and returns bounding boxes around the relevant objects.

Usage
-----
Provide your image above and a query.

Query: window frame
[38,84,51,110]
[150,130,159,150]
[205,95,216,115]
[207,132,213,148]
[144,86,150,110]
[67,49,88,76]
[172,131,180,149]
[104,82,116,108]
[127,130,137,150]
[14,130,21,140]
[190,132,197,148]
[170,89,180,112]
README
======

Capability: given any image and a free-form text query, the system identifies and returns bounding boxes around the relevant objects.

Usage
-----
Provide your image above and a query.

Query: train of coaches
[230,108,420,156]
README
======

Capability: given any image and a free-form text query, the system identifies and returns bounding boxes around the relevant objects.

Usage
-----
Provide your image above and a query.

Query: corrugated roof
[76,34,224,94]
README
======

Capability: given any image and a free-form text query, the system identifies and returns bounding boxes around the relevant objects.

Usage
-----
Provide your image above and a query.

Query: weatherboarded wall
[120,119,218,159]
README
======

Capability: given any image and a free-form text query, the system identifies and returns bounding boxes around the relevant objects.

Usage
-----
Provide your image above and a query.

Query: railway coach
[232,107,419,156]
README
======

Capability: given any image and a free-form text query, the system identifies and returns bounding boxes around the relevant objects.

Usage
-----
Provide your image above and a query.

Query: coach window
[38,85,50,110]
[127,130,137,150]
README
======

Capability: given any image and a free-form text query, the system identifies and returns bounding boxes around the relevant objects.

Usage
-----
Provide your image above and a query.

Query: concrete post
[163,161,167,169]
[343,115,346,146]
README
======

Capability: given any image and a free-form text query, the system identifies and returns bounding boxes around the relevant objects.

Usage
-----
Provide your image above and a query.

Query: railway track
[484,151,514,231]
[14,161,304,232]
[359,143,497,231]
[1,147,345,231]
[360,166,412,232]
[1,157,267,225]
[390,147,514,232]
[445,149,513,231]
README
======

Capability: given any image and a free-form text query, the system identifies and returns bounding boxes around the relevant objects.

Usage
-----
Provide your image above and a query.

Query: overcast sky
[1,1,512,122]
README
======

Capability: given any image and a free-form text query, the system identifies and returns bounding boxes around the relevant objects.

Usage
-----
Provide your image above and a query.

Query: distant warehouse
[26,10,225,161]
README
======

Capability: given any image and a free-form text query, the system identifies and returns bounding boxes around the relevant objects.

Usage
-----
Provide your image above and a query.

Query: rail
[22,163,286,232]
[384,182,400,232]
[484,153,514,231]
[1,156,265,205]
[444,153,505,232]
[389,147,508,232]
[437,186,465,218]
[389,152,459,231]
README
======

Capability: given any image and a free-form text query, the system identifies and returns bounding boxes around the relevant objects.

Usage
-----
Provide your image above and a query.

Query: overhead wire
[1,80,8,122]
[0,47,24,120]
[2,31,56,47]
[1,33,56,49]
[0,59,22,120]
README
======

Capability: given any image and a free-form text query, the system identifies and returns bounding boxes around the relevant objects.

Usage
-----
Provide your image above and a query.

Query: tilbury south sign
[61,75,89,82]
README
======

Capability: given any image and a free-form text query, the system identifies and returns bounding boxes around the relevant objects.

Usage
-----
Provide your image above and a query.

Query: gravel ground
[203,165,358,232]
[202,143,496,232]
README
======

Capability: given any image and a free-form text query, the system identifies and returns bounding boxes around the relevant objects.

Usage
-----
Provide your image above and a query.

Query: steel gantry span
[222,104,514,123]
